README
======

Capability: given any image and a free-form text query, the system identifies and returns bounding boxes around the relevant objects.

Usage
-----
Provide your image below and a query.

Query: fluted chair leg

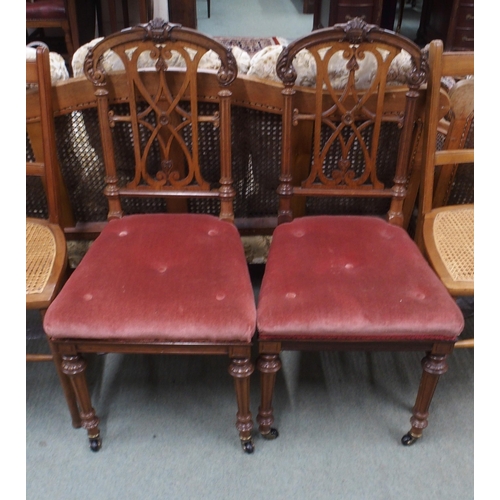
[229,356,254,453]
[49,342,81,428]
[257,353,281,440]
[62,354,101,451]
[402,351,450,445]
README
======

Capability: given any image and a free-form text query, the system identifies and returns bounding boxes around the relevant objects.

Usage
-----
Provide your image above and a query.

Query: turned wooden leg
[48,341,81,429]
[228,357,254,453]
[257,354,281,440]
[402,352,449,446]
[61,354,101,451]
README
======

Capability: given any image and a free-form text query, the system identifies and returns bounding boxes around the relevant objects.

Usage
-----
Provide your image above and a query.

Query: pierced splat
[299,42,405,191]
[83,19,237,220]
[276,18,427,225]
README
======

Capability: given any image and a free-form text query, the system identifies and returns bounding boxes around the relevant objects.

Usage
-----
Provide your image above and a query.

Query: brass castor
[89,436,102,452]
[261,428,279,440]
[241,439,255,454]
[401,432,420,446]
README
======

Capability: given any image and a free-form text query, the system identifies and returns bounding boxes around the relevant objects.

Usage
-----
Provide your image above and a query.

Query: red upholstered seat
[26,0,67,20]
[44,214,256,343]
[257,216,464,342]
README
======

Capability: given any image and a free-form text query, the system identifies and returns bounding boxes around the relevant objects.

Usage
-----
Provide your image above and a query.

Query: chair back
[83,18,239,222]
[275,18,428,227]
[26,45,63,226]
[415,40,474,248]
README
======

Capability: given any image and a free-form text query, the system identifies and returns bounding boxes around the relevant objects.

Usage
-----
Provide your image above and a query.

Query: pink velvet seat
[255,20,465,447]
[258,216,463,342]
[45,214,256,343]
[44,20,257,454]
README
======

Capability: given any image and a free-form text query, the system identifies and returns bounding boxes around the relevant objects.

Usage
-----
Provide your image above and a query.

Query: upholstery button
[380,229,395,240]
[293,230,305,237]
[158,266,167,273]
[208,229,218,236]
[216,293,226,301]
[286,292,296,299]
[119,231,128,237]
[83,293,93,301]
[344,263,353,269]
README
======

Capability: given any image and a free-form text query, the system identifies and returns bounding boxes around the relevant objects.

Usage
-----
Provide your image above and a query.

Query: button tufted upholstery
[257,216,463,341]
[45,214,256,343]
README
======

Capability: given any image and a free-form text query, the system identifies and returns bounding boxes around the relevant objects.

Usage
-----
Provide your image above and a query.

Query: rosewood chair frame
[256,21,463,446]
[415,41,474,348]
[26,45,81,428]
[44,19,256,453]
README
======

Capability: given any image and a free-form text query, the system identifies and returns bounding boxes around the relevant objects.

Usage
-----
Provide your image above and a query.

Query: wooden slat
[441,51,474,77]
[434,149,474,166]
[26,162,45,177]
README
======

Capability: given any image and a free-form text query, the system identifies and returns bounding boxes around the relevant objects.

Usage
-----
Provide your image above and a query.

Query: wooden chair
[415,40,474,348]
[43,19,257,453]
[26,0,79,58]
[26,45,81,429]
[255,20,464,446]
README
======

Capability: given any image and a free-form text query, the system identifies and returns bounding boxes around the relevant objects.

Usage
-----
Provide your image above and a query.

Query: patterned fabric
[26,45,69,86]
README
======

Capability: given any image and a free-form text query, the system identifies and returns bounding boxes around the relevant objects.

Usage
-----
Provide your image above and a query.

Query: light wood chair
[26,45,81,428]
[255,21,465,447]
[415,40,474,348]
[43,19,257,453]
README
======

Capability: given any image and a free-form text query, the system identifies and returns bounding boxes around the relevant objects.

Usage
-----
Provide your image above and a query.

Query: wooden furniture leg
[48,342,81,428]
[402,350,450,445]
[62,354,101,451]
[256,353,281,439]
[228,357,255,453]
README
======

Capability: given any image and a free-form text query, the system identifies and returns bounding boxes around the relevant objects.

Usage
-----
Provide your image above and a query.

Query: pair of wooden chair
[34,18,466,453]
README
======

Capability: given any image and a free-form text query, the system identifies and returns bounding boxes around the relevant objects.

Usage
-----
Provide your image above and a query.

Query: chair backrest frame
[83,18,239,223]
[415,40,474,248]
[26,45,63,226]
[275,18,428,227]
